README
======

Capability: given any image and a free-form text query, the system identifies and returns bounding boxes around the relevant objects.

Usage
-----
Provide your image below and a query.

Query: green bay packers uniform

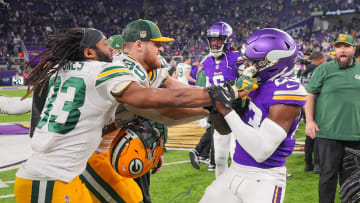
[14,60,134,203]
[80,54,169,203]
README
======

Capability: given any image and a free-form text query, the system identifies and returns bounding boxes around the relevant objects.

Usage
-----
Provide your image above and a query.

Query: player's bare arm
[161,76,202,89]
[113,81,213,108]
[304,93,319,139]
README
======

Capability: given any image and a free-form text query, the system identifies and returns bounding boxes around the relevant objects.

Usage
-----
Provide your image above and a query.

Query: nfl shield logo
[140,31,147,38]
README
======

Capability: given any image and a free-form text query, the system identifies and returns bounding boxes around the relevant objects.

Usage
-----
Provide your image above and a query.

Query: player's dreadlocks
[22,27,85,99]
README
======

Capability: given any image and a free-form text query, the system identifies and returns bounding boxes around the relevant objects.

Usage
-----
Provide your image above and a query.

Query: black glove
[232,98,249,116]
[206,85,235,111]
[339,170,360,203]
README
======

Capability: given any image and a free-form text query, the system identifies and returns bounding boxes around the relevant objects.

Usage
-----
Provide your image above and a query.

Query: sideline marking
[0,194,14,199]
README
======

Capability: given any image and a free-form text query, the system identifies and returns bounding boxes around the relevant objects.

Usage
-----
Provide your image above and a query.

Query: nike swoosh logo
[286,84,298,88]
[221,90,232,102]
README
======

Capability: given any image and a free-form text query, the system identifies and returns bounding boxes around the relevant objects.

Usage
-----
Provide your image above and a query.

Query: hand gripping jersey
[201,50,241,86]
[234,77,307,169]
[18,61,126,183]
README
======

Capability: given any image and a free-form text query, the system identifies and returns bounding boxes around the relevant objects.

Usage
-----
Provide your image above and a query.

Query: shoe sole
[189,151,200,169]
[199,160,210,165]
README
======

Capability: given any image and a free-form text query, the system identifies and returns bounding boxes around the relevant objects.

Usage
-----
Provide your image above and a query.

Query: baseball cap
[107,35,123,49]
[123,19,174,42]
[334,34,355,46]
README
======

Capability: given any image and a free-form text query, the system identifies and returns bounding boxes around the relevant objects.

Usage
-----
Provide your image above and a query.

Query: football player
[176,56,195,84]
[14,25,233,202]
[190,22,243,175]
[200,28,306,203]
[81,20,230,203]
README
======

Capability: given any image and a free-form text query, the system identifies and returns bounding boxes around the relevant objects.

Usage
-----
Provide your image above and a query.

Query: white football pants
[200,163,286,203]
[213,130,235,177]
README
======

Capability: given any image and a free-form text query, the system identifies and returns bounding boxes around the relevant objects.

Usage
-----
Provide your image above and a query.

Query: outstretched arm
[217,103,301,163]
[114,82,212,108]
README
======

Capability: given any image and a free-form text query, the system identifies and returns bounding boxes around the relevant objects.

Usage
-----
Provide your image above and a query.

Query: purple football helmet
[242,28,298,82]
[207,22,233,57]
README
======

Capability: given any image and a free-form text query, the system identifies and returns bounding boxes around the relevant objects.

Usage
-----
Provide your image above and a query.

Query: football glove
[339,170,360,203]
[233,66,258,107]
[205,85,235,113]
[234,66,258,92]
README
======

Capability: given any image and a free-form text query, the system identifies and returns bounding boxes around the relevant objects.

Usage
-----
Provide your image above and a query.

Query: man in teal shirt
[305,34,360,203]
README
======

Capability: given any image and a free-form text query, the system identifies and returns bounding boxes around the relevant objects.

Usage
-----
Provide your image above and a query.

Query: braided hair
[22,27,85,99]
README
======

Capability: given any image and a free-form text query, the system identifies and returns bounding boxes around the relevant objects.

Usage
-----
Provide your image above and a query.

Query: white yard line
[164,160,190,166]
[0,194,14,199]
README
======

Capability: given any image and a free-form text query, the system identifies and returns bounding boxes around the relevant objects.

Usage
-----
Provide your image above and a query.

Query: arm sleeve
[224,110,287,163]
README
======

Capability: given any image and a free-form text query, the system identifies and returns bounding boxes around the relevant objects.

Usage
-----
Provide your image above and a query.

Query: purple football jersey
[201,50,241,86]
[188,65,198,85]
[233,77,307,169]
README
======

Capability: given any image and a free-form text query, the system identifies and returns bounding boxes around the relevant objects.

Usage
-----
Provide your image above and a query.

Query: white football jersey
[176,63,192,84]
[95,53,170,152]
[17,60,132,183]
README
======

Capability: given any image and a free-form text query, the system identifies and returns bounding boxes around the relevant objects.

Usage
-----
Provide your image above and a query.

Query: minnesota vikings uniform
[188,64,199,85]
[80,54,169,203]
[200,49,242,176]
[201,77,306,203]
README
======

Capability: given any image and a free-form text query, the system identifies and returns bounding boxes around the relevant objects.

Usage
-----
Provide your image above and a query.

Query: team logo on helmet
[244,28,298,83]
[110,123,164,178]
[129,158,144,175]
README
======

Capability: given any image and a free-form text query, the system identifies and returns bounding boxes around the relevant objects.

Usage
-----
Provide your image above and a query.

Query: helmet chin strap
[210,44,226,58]
[210,51,224,58]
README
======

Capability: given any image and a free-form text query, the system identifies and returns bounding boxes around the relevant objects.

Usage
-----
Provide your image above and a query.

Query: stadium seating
[1,0,360,68]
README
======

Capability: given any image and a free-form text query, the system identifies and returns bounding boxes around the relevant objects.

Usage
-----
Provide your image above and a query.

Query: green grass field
[0,88,341,203]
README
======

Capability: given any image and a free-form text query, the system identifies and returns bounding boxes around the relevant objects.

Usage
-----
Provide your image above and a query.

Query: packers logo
[339,35,347,41]
[355,75,360,80]
[129,158,143,175]
[140,31,147,38]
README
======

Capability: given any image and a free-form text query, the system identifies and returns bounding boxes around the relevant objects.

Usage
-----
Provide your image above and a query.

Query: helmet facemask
[207,22,233,58]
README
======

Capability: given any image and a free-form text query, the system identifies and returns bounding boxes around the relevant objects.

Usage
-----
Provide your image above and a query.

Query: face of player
[209,37,225,51]
[94,37,113,62]
[335,43,356,67]
[142,41,164,70]
[111,48,123,55]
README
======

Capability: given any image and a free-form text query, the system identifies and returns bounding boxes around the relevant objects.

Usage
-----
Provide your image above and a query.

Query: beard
[336,54,354,68]
[95,48,112,62]
[143,49,161,70]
